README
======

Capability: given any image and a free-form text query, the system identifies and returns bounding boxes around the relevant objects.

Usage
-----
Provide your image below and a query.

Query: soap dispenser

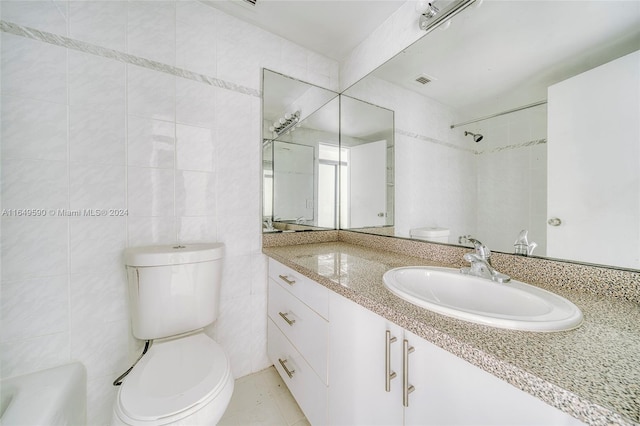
[514,230,537,256]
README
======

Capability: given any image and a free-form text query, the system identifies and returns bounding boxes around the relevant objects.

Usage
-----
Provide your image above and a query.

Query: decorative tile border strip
[0,20,261,98]
[477,138,547,155]
[396,128,475,153]
[397,127,547,156]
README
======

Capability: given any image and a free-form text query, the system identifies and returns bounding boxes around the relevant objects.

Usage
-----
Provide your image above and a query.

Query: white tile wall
[1,34,67,103]
[68,1,127,52]
[1,0,68,36]
[2,96,68,161]
[127,1,176,65]
[471,104,548,254]
[0,2,338,424]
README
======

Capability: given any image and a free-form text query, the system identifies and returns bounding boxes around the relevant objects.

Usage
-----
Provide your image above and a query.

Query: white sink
[383,266,583,332]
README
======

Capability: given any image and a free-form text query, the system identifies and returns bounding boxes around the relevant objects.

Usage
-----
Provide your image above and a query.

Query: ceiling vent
[414,73,436,85]
[242,0,257,5]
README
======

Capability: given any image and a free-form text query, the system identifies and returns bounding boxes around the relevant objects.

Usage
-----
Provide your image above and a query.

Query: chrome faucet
[263,217,274,231]
[459,235,492,265]
[459,235,511,283]
[513,229,537,256]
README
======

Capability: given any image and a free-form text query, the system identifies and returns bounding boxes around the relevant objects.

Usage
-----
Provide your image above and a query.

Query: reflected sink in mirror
[383,267,583,332]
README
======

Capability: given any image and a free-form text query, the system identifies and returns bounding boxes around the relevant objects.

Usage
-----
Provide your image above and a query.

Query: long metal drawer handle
[278,274,296,285]
[403,339,415,407]
[278,311,296,326]
[278,358,295,378]
[385,330,397,392]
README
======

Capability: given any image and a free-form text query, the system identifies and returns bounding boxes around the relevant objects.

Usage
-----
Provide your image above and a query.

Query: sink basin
[383,266,583,332]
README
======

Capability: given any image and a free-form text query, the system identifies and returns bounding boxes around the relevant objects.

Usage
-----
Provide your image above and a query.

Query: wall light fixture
[269,110,301,138]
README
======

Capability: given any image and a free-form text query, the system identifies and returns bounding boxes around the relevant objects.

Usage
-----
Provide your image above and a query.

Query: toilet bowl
[112,333,233,426]
[111,243,233,426]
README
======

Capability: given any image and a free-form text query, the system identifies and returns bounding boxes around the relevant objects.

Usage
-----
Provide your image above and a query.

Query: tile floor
[219,366,310,426]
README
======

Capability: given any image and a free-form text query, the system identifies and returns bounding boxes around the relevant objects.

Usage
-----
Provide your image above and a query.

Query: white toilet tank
[124,243,224,340]
[410,227,450,243]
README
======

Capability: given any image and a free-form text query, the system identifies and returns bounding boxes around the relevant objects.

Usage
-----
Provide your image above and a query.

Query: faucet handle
[475,243,491,260]
[527,242,537,256]
[514,229,537,256]
[460,235,492,262]
[469,238,491,260]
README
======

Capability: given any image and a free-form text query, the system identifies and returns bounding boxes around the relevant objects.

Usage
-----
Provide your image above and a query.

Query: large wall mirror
[339,95,395,232]
[262,70,340,231]
[262,70,394,233]
[342,0,640,270]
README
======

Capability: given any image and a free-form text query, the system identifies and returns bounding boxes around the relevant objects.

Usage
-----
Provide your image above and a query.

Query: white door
[547,51,640,269]
[328,292,403,425]
[348,140,387,228]
[273,141,315,221]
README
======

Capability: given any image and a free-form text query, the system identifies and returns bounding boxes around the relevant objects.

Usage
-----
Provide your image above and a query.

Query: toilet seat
[114,333,233,425]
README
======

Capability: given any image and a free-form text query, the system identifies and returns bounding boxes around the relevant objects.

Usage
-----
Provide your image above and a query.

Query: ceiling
[246,0,640,139]
[201,0,407,61]
[359,0,640,120]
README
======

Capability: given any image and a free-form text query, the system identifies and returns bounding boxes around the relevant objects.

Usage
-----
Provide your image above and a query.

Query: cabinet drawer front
[268,279,328,384]
[268,319,328,426]
[268,259,329,319]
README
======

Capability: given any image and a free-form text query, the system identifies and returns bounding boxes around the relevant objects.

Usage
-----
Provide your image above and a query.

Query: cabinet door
[403,330,584,426]
[328,292,404,426]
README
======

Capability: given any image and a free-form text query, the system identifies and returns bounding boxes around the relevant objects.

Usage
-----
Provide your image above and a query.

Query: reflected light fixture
[417,0,477,32]
[269,110,301,138]
[416,1,439,18]
[416,0,439,30]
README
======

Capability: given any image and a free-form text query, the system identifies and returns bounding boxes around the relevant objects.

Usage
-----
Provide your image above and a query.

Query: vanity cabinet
[268,258,584,426]
[327,291,585,426]
[267,259,329,425]
[328,290,403,425]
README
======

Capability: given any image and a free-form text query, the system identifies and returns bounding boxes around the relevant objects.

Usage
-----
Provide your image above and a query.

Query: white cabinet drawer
[268,259,329,319]
[268,279,328,384]
[268,319,328,426]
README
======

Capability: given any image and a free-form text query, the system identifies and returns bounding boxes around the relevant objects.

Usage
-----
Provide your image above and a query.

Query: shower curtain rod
[450,100,547,129]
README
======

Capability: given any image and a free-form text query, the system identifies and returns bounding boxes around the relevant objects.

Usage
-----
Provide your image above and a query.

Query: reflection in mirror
[343,1,640,270]
[339,96,395,233]
[262,70,339,232]
[272,141,314,223]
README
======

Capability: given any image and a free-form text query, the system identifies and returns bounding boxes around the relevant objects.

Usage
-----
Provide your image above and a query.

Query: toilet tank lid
[124,243,224,267]
[410,227,450,237]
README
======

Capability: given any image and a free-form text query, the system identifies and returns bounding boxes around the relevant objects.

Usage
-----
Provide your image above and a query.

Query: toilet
[111,243,234,426]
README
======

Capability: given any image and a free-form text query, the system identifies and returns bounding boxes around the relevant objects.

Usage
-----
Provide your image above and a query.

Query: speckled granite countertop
[263,241,640,426]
